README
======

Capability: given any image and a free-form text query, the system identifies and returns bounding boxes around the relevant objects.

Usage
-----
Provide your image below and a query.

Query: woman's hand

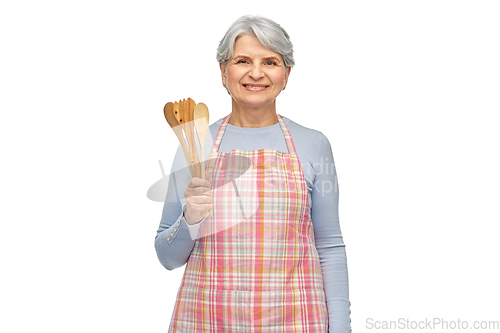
[184,177,213,225]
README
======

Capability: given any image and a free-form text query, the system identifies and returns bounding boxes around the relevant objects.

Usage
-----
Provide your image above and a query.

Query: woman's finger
[186,177,210,189]
[185,177,212,198]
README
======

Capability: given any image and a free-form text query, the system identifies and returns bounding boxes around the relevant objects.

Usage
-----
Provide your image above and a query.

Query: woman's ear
[219,62,227,87]
[283,67,291,89]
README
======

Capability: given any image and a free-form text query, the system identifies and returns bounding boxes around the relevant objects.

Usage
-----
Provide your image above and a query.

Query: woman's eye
[238,60,249,64]
[265,61,276,66]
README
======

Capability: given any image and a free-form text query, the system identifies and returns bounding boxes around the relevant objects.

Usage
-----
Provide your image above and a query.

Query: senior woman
[155,15,350,333]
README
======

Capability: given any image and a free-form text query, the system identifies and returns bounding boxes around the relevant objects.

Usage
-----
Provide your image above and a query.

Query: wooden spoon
[193,102,210,180]
[178,98,201,178]
[193,102,211,218]
[163,102,194,176]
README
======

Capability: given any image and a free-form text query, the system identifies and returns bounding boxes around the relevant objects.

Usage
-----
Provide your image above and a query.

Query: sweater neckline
[224,119,284,134]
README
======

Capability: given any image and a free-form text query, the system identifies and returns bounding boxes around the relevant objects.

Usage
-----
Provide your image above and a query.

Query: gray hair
[217,15,295,69]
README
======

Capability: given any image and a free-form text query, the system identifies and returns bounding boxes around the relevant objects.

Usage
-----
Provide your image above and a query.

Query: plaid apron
[168,114,328,332]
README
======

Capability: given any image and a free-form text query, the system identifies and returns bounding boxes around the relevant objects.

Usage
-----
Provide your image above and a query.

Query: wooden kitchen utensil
[164,98,212,217]
[193,102,211,218]
[193,102,210,180]
[177,98,201,178]
[163,102,194,176]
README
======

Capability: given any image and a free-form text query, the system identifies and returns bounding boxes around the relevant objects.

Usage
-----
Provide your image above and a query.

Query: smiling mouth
[243,84,269,91]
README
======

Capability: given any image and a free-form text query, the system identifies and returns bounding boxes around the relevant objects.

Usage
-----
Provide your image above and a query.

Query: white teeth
[244,85,266,88]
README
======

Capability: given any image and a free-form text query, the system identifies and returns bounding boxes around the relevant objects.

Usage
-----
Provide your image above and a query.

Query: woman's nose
[248,65,264,80]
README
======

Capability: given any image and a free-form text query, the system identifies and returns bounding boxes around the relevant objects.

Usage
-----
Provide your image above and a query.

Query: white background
[1,0,499,332]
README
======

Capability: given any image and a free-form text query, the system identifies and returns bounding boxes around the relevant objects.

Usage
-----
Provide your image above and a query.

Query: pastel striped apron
[168,114,328,332]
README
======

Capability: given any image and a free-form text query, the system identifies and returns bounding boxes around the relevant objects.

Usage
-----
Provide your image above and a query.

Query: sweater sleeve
[311,134,351,333]
[154,145,198,270]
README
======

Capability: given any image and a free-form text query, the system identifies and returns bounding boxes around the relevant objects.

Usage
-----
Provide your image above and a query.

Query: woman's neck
[228,101,278,128]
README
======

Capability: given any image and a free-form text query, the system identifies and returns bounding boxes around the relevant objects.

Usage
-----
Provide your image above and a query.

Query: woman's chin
[232,95,278,110]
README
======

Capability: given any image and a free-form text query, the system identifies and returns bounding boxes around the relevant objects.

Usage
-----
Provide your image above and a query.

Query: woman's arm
[311,134,351,333]
[154,146,198,270]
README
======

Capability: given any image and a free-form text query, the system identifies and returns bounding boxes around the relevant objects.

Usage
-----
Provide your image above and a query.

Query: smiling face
[221,34,291,113]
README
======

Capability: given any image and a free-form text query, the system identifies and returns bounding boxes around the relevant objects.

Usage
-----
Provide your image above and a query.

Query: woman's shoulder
[281,116,330,148]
